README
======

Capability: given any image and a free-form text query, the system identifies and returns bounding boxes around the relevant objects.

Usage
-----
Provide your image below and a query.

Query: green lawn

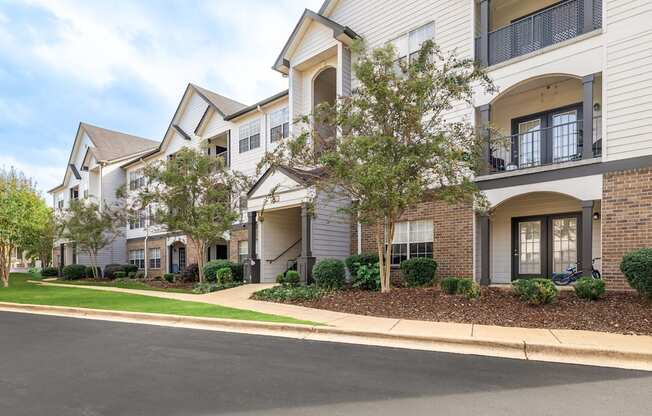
[0,273,314,325]
[51,278,193,293]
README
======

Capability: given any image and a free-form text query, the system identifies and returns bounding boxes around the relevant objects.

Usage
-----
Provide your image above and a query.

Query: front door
[511,213,581,280]
[178,247,186,271]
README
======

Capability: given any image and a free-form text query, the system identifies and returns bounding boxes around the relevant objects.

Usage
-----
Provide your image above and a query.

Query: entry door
[552,110,579,163]
[516,118,543,168]
[512,217,547,279]
[178,247,186,271]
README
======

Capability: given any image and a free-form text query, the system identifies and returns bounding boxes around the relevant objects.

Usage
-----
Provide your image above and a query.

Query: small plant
[203,260,241,282]
[192,281,242,294]
[352,263,381,291]
[114,271,126,279]
[345,253,379,277]
[574,277,605,301]
[620,248,652,299]
[127,271,137,279]
[313,259,346,290]
[103,264,124,279]
[123,264,139,275]
[440,277,460,294]
[61,264,87,280]
[85,266,102,279]
[252,285,324,302]
[163,273,175,283]
[40,267,59,277]
[457,278,481,299]
[216,267,233,285]
[400,258,438,287]
[181,263,199,282]
[513,279,558,305]
[135,271,145,279]
[284,271,301,287]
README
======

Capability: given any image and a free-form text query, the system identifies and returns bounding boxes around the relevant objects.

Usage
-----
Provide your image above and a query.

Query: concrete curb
[1,302,650,371]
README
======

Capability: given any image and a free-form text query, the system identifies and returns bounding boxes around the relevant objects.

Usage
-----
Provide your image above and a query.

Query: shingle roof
[190,84,247,116]
[80,123,159,162]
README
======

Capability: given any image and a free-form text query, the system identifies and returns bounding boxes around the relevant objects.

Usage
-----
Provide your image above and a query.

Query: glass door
[518,119,542,168]
[512,218,546,279]
[552,110,579,163]
[551,215,579,273]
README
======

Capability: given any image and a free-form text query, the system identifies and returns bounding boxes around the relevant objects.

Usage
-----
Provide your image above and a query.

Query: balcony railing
[488,117,602,173]
[476,0,602,67]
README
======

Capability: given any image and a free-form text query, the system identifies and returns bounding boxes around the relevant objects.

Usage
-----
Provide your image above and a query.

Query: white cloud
[0,150,66,201]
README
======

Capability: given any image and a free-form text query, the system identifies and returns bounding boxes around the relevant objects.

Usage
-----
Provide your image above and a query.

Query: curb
[1,302,650,371]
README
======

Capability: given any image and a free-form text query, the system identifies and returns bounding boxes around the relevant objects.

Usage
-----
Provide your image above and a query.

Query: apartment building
[49,123,159,270]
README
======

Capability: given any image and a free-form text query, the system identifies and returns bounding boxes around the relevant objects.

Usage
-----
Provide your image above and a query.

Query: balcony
[476,0,602,67]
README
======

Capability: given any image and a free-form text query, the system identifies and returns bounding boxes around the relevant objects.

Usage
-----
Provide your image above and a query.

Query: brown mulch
[291,287,652,336]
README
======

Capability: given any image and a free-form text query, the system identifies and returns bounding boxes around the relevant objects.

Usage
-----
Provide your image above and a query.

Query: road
[0,312,650,416]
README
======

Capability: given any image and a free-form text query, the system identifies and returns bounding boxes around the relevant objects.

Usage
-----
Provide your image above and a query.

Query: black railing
[488,117,602,173]
[476,0,602,66]
[266,239,301,263]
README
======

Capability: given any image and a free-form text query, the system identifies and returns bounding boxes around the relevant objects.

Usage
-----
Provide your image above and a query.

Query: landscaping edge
[1,301,650,372]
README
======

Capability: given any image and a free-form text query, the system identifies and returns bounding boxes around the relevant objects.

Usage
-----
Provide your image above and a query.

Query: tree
[0,167,50,287]
[58,199,124,279]
[261,40,494,293]
[24,210,57,267]
[140,147,247,283]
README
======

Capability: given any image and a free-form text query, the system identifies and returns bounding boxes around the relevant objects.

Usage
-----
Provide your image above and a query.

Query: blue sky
[0,0,322,197]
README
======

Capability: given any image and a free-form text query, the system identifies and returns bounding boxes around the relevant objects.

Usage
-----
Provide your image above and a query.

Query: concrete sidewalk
[26,280,652,370]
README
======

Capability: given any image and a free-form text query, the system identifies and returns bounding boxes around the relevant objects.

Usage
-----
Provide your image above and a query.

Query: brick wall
[126,237,167,278]
[602,167,652,290]
[229,228,248,263]
[352,199,474,279]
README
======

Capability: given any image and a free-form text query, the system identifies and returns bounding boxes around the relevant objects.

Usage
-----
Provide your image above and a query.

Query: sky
[0,0,322,198]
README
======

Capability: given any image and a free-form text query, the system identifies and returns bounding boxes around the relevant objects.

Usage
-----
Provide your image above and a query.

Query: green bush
[400,257,438,287]
[203,260,241,283]
[192,281,242,294]
[103,264,123,279]
[135,271,145,279]
[114,271,126,279]
[352,263,380,291]
[276,271,300,287]
[513,279,558,305]
[574,277,605,301]
[457,278,481,299]
[127,271,137,279]
[313,259,346,290]
[123,264,138,274]
[440,277,459,294]
[231,263,244,282]
[620,248,652,299]
[181,263,199,282]
[252,285,324,302]
[163,273,175,283]
[61,264,87,280]
[85,266,101,279]
[40,267,59,277]
[216,267,233,285]
[345,253,379,277]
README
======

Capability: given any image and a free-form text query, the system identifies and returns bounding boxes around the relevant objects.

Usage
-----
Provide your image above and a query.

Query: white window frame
[129,169,145,191]
[129,249,145,270]
[389,219,434,266]
[149,247,161,269]
[269,107,289,142]
[238,240,248,264]
[389,22,435,70]
[238,119,261,153]
[129,209,146,230]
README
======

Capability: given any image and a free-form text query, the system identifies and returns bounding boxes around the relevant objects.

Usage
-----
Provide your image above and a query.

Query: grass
[0,273,315,325]
[51,278,193,294]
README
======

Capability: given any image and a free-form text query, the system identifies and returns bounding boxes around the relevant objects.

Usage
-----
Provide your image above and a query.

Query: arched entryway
[312,66,337,143]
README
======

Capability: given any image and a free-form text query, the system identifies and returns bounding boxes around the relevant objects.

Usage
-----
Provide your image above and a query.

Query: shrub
[400,258,438,287]
[313,259,346,290]
[345,253,379,277]
[123,264,138,275]
[276,270,300,287]
[61,264,87,280]
[85,266,101,279]
[231,263,244,282]
[203,260,239,282]
[181,263,199,282]
[620,248,652,299]
[127,271,137,279]
[457,278,481,299]
[252,285,324,302]
[440,277,459,294]
[192,281,242,294]
[216,267,233,285]
[574,277,606,301]
[135,271,145,279]
[114,271,126,279]
[163,273,175,283]
[103,264,124,279]
[352,263,380,291]
[513,279,558,305]
[40,267,59,277]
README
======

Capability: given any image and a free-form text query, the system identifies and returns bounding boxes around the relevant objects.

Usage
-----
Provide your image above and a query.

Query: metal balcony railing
[488,117,602,173]
[476,0,602,67]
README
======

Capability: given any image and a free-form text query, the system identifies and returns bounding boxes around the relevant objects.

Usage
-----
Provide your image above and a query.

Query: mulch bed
[290,287,652,336]
[66,278,196,291]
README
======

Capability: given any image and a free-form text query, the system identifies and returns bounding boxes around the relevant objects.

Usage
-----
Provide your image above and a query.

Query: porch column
[297,202,316,284]
[582,74,595,160]
[583,0,595,33]
[479,213,491,286]
[244,211,260,283]
[479,0,490,67]
[478,104,491,175]
[581,200,594,277]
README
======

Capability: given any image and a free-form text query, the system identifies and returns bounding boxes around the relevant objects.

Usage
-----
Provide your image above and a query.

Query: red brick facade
[229,228,248,263]
[351,200,475,279]
[126,237,168,278]
[601,167,652,290]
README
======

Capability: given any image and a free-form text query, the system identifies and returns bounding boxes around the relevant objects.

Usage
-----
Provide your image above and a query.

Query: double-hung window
[390,220,434,266]
[269,107,289,142]
[129,249,145,269]
[238,120,261,153]
[390,22,435,71]
[149,248,161,269]
[129,169,145,191]
[129,209,146,230]
[238,241,248,264]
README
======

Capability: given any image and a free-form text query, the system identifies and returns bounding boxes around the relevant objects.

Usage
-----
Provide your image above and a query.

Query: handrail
[488,0,575,36]
[266,239,301,263]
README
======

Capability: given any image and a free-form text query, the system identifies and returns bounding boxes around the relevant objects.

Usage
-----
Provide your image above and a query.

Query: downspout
[257,105,267,153]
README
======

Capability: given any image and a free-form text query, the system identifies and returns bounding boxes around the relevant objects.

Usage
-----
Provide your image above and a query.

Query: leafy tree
[57,199,124,279]
[261,40,493,292]
[0,168,50,287]
[24,210,57,267]
[140,147,248,282]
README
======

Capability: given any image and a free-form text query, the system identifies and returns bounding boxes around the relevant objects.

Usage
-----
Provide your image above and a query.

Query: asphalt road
[0,312,650,416]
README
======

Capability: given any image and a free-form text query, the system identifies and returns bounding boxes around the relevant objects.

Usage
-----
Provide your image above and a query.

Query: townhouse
[51,0,652,290]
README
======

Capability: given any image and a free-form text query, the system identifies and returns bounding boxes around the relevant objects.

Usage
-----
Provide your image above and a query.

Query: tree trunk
[375,220,394,293]
[193,240,206,283]
[0,243,11,288]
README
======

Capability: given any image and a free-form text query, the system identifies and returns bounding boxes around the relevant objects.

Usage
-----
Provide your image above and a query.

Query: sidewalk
[20,280,652,371]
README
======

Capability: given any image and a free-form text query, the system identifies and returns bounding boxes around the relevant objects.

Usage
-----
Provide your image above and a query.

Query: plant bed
[53,278,195,293]
[285,287,652,336]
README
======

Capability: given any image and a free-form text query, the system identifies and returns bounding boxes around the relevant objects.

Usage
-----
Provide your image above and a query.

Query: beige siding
[178,91,210,136]
[312,192,351,264]
[291,21,338,65]
[260,207,302,282]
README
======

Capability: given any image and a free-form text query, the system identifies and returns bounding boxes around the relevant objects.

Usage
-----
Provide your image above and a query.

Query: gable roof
[224,90,289,121]
[190,83,247,117]
[273,9,358,74]
[247,166,326,197]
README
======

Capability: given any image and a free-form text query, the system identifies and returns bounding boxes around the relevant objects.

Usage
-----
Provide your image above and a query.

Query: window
[390,22,435,71]
[269,107,289,142]
[390,220,433,266]
[57,199,64,210]
[83,190,89,199]
[70,186,79,200]
[238,120,261,153]
[129,169,145,191]
[149,247,161,269]
[129,209,146,230]
[129,249,145,269]
[238,241,248,264]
